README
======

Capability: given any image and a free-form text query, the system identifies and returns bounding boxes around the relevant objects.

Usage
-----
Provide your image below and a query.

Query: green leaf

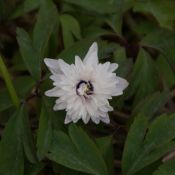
[37,97,53,160]
[122,114,175,175]
[145,114,175,146]
[48,124,108,175]
[153,159,175,175]
[132,91,170,118]
[17,0,58,80]
[33,0,58,58]
[63,0,117,14]
[21,108,37,163]
[142,29,175,66]
[106,0,126,34]
[16,28,40,80]
[133,0,175,29]
[96,136,114,175]
[0,89,13,112]
[127,49,158,104]
[114,47,133,77]
[83,26,112,38]
[14,76,35,98]
[0,107,24,175]
[156,55,175,88]
[24,162,44,175]
[122,114,148,175]
[60,14,81,48]
[0,76,35,112]
[69,124,108,175]
[11,0,42,19]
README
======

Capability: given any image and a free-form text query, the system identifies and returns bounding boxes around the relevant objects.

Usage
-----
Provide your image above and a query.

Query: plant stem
[0,56,20,108]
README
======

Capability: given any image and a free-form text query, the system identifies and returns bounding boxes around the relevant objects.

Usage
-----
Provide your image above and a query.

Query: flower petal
[83,42,98,66]
[44,58,61,74]
[117,77,129,91]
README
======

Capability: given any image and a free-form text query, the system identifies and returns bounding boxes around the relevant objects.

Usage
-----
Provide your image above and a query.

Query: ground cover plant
[0,0,175,174]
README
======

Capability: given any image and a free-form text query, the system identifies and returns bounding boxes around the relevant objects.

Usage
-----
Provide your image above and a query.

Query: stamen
[76,80,93,96]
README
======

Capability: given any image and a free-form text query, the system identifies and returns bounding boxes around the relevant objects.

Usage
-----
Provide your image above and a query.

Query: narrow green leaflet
[153,159,175,175]
[48,124,108,175]
[96,136,114,175]
[21,108,37,163]
[142,29,175,66]
[122,114,175,175]
[69,124,108,175]
[24,162,44,175]
[11,0,42,19]
[106,0,126,34]
[60,14,81,48]
[16,28,40,80]
[0,90,13,112]
[156,55,175,88]
[122,114,148,175]
[127,49,158,105]
[0,76,35,112]
[37,98,53,160]
[132,91,170,118]
[17,0,58,81]
[33,0,58,58]
[63,0,116,14]
[133,0,175,29]
[14,76,35,98]
[114,47,133,77]
[0,107,24,175]
[83,26,112,38]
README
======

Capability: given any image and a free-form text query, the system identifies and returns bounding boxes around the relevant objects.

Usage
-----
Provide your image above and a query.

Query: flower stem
[0,56,20,108]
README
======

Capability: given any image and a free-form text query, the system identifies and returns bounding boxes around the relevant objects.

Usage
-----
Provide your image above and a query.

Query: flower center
[76,80,93,96]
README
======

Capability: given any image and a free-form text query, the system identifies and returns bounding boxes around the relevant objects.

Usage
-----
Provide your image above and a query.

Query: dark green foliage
[1,0,175,174]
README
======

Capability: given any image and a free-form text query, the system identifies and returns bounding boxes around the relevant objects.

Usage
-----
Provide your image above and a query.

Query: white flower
[44,42,128,124]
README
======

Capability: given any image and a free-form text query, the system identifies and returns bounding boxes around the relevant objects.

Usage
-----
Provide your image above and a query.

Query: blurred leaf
[153,159,175,175]
[37,97,53,160]
[60,14,81,48]
[0,76,35,112]
[17,28,40,80]
[156,55,175,88]
[24,162,44,175]
[69,124,108,175]
[0,0,18,19]
[83,26,112,38]
[142,29,175,66]
[63,0,117,14]
[14,76,35,98]
[48,124,108,175]
[11,0,42,19]
[0,89,13,112]
[21,108,37,163]
[96,136,114,175]
[106,0,126,34]
[114,47,133,77]
[0,107,24,175]
[122,114,148,175]
[133,0,175,29]
[127,49,158,104]
[122,114,175,175]
[17,0,58,81]
[33,0,58,58]
[132,91,170,118]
